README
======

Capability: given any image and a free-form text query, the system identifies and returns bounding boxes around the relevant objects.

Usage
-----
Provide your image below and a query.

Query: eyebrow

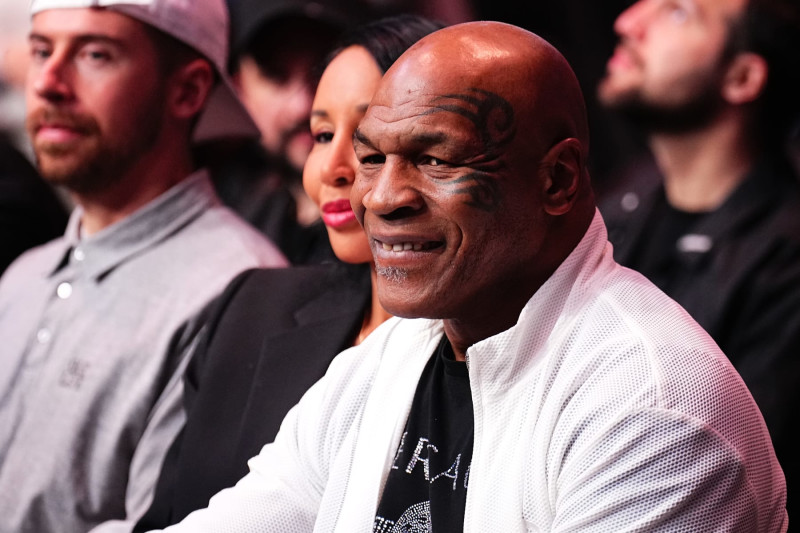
[353,128,374,147]
[311,103,370,119]
[410,132,447,146]
[29,32,126,49]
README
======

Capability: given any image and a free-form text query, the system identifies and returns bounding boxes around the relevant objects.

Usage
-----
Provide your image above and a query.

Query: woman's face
[303,45,382,264]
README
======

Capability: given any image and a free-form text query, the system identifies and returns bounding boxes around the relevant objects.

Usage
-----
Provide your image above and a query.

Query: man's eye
[81,47,113,63]
[30,45,51,62]
[360,154,385,165]
[664,1,689,23]
[421,156,446,167]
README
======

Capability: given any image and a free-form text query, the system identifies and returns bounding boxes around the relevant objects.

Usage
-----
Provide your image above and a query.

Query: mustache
[26,107,100,135]
[613,39,644,68]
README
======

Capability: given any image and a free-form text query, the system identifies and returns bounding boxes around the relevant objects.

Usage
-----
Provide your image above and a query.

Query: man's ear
[539,138,584,216]
[168,58,215,120]
[722,52,768,105]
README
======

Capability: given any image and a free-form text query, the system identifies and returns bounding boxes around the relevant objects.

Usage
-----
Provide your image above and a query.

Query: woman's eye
[313,132,333,144]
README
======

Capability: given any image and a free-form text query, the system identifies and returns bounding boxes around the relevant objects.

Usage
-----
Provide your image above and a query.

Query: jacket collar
[466,210,614,386]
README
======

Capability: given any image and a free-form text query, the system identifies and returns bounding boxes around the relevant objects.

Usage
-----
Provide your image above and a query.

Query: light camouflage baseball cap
[30,0,261,143]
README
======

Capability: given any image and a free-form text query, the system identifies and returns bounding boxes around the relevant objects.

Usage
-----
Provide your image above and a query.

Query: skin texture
[25,8,213,234]
[352,21,595,360]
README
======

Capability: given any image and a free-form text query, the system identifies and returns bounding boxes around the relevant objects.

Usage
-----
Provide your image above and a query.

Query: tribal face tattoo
[352,79,554,326]
[420,88,516,212]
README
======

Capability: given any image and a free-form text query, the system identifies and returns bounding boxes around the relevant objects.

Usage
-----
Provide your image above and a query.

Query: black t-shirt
[373,337,474,533]
[630,198,710,291]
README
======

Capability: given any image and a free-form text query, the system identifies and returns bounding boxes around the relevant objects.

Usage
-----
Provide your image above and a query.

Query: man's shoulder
[570,262,738,389]
[537,265,768,450]
[158,204,287,279]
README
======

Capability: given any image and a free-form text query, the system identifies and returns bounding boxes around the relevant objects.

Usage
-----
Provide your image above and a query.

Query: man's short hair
[727,0,800,146]
[143,24,205,78]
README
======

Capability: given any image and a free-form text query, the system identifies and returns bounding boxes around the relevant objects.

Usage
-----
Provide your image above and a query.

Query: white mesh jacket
[157,212,787,532]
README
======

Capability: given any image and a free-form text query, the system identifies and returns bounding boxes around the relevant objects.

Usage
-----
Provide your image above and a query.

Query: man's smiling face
[351,53,552,327]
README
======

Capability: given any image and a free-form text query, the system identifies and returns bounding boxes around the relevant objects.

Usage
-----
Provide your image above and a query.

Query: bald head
[381,21,590,159]
[351,21,596,354]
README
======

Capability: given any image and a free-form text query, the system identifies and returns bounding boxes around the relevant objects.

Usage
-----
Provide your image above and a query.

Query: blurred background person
[203,0,357,265]
[133,15,442,531]
[0,0,287,531]
[0,0,67,274]
[597,0,800,516]
[206,0,473,265]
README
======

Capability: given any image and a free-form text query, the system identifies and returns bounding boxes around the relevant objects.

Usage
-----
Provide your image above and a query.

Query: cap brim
[193,73,261,143]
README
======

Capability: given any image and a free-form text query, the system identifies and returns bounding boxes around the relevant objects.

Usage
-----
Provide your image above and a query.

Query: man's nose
[357,159,425,220]
[29,53,74,103]
[614,0,650,40]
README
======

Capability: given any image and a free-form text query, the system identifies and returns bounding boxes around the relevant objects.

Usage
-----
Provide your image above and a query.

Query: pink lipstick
[321,198,357,229]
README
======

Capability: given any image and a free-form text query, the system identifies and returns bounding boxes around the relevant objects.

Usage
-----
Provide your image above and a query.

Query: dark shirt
[202,139,335,265]
[374,337,473,533]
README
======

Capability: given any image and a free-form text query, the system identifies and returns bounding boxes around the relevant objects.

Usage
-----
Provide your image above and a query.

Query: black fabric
[135,262,371,530]
[626,200,710,292]
[374,337,473,533]
[204,140,336,266]
[0,136,68,274]
[600,155,800,518]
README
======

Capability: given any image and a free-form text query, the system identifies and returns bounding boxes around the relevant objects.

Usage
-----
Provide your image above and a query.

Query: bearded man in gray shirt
[0,0,287,531]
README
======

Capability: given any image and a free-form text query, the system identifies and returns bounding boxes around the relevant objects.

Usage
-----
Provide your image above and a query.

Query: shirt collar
[50,169,219,280]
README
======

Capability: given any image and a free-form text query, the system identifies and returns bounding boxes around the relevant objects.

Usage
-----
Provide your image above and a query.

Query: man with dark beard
[203,0,358,265]
[597,0,800,517]
[0,1,287,532]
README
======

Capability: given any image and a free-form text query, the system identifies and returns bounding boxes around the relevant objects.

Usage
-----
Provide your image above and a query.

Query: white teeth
[380,241,426,252]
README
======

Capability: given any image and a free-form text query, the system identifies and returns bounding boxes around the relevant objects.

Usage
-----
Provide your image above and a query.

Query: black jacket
[135,262,371,530]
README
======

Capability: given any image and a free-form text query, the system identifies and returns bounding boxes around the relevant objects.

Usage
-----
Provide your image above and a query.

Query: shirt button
[37,328,52,344]
[57,282,73,299]
[620,192,640,212]
[73,247,85,261]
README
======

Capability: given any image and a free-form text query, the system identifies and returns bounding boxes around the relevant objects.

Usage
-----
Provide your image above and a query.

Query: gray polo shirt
[0,170,287,532]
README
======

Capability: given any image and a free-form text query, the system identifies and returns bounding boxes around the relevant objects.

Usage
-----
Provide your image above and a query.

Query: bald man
[152,21,787,532]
